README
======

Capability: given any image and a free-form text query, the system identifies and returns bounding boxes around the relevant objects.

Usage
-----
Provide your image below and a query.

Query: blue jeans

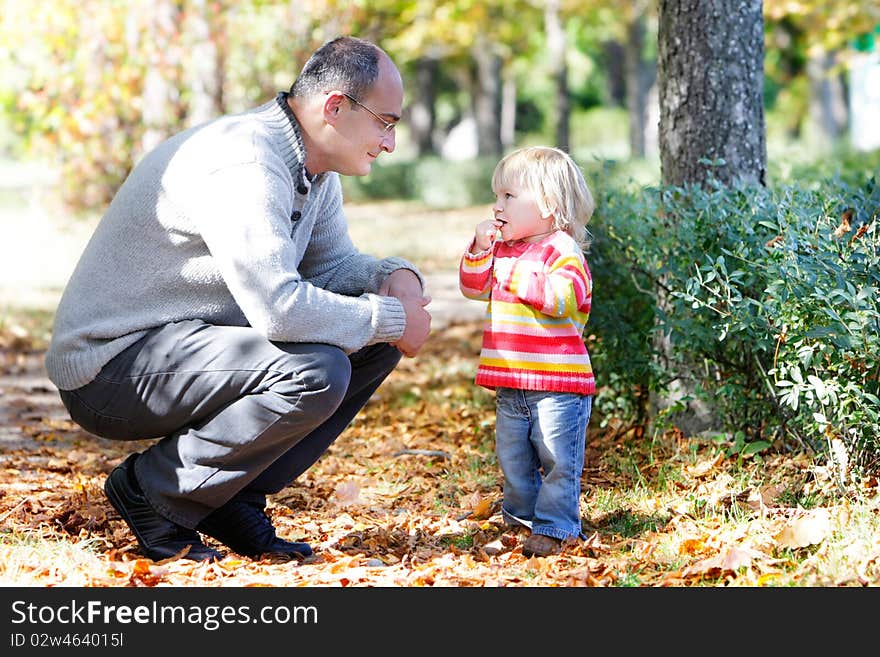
[494,387,592,540]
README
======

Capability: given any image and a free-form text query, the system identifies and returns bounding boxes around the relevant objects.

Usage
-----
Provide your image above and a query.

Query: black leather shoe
[197,493,313,559]
[104,454,222,562]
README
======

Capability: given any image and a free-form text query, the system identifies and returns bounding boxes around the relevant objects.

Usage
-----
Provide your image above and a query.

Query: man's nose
[380,131,396,153]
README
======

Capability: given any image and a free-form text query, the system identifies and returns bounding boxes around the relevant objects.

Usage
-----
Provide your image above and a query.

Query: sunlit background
[0,0,878,311]
[2,1,879,202]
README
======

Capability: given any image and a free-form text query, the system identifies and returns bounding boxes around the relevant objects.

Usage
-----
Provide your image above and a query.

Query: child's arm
[496,252,591,319]
[459,220,499,301]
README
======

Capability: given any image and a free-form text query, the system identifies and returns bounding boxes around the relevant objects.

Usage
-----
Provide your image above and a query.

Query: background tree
[545,0,570,152]
[387,0,541,158]
[137,0,185,159]
[2,0,878,211]
[186,0,229,127]
[658,0,767,187]
[764,0,880,150]
[624,3,657,158]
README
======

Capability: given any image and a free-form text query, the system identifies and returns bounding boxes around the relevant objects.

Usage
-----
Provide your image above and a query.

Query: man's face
[333,56,403,176]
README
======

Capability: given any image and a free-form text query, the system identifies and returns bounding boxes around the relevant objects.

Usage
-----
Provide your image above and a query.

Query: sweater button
[291,210,301,221]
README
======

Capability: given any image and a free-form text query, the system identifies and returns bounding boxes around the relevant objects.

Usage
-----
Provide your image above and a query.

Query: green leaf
[741,441,771,456]
[807,374,826,398]
[804,326,837,338]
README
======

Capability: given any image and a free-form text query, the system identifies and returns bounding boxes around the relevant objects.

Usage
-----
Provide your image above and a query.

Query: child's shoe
[522,533,562,557]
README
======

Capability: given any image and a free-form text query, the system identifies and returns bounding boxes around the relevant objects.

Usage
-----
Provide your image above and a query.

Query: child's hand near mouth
[472,218,502,252]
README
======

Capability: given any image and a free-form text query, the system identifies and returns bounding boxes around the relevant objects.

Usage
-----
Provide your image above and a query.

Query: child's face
[492,183,554,244]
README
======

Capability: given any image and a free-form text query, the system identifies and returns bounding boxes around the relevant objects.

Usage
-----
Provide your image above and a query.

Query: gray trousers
[59,319,401,528]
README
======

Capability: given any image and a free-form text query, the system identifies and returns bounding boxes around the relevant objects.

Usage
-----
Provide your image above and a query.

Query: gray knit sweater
[45,93,421,391]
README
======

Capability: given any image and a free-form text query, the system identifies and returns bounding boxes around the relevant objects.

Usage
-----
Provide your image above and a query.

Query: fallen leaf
[832,209,852,237]
[720,545,755,571]
[685,452,724,478]
[678,537,706,556]
[470,497,494,520]
[334,481,362,506]
[775,508,831,549]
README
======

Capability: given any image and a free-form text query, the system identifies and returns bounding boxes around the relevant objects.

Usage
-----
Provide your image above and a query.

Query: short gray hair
[289,36,383,101]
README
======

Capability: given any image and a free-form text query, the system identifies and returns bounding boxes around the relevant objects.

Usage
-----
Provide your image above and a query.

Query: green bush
[587,178,658,434]
[594,172,880,478]
[341,156,496,208]
[340,160,416,201]
[676,177,880,474]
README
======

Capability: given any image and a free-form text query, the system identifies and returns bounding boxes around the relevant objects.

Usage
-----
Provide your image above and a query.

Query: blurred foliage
[341,141,658,209]
[1,0,878,212]
[764,0,880,51]
[769,144,880,186]
[342,155,497,208]
[0,0,362,211]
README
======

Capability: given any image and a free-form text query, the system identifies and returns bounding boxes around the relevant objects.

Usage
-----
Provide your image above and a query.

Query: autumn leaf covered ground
[1,318,879,589]
[1,196,879,589]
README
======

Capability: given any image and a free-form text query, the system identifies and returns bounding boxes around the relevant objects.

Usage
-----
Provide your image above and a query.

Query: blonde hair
[491,146,595,249]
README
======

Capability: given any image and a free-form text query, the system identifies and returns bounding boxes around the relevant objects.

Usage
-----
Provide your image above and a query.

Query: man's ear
[323,91,345,125]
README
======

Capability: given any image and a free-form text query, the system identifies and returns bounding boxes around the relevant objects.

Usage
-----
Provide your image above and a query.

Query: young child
[459,146,595,558]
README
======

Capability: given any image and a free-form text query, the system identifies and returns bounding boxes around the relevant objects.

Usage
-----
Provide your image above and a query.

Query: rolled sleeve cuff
[378,256,425,292]
[368,293,407,344]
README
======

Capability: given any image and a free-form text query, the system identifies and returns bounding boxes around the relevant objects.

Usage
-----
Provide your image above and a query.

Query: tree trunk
[658,0,766,187]
[472,34,503,157]
[409,57,438,156]
[807,49,847,149]
[625,13,656,158]
[501,73,516,150]
[187,0,226,127]
[545,0,570,152]
[654,0,767,437]
[139,0,184,159]
[602,40,627,107]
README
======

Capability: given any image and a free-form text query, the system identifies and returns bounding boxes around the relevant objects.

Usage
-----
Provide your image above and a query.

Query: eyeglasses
[342,92,397,134]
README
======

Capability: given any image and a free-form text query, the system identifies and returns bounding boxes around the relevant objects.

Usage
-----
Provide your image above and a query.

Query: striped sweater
[459,231,595,395]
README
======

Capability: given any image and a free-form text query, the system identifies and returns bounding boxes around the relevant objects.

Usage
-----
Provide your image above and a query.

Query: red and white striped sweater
[459,230,595,395]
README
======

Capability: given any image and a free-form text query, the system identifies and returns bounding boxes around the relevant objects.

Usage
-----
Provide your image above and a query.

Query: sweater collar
[258,91,324,191]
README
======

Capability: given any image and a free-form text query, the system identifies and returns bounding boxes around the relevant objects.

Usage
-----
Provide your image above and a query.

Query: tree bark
[807,49,847,148]
[501,73,517,149]
[602,40,627,107]
[658,0,766,187]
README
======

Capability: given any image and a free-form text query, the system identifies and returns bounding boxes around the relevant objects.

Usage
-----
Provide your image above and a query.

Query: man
[45,36,431,562]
